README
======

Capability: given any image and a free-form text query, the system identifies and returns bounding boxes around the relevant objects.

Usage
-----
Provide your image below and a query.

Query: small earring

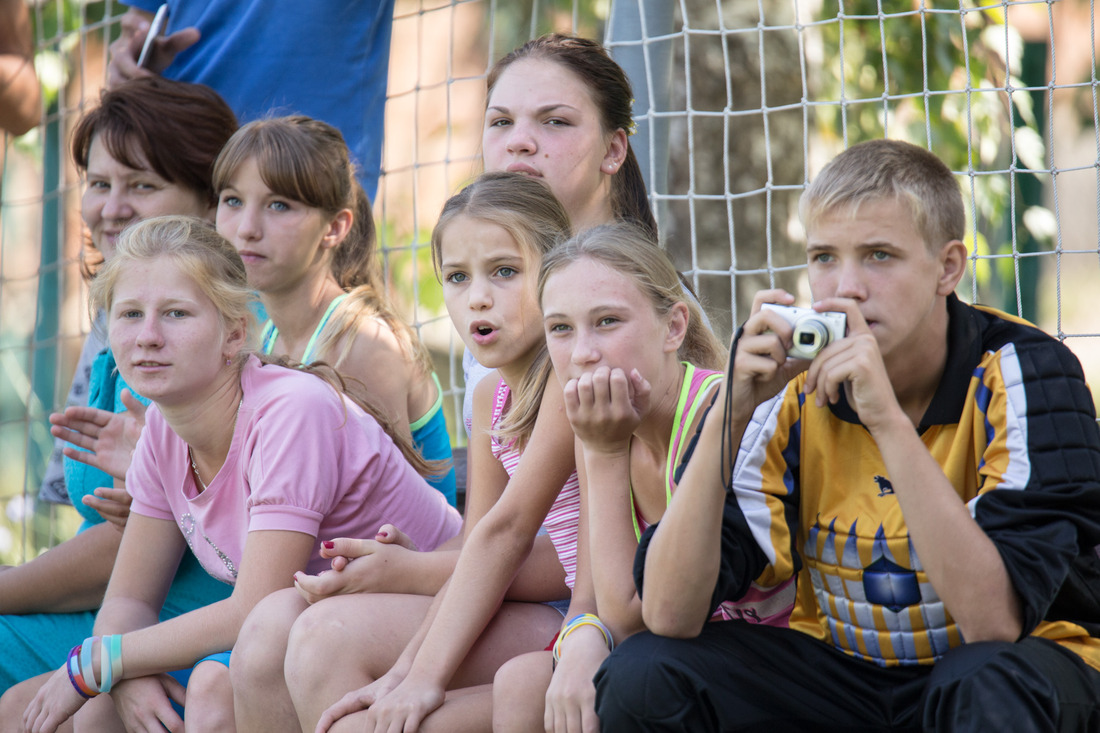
[226,357,232,366]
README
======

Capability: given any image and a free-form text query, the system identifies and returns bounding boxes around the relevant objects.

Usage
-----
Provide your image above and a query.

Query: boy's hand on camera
[803,298,902,430]
[730,290,810,417]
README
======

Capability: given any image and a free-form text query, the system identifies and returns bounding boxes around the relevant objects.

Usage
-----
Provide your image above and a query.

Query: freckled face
[482,58,617,229]
[542,257,674,383]
[807,197,949,364]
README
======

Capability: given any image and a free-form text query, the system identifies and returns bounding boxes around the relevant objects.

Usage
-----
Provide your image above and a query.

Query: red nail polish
[322,541,335,550]
[377,531,388,539]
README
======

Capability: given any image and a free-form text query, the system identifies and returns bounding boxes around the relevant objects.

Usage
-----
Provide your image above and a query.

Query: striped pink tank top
[489,379,581,589]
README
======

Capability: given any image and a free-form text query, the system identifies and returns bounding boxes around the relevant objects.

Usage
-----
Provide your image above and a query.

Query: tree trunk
[665,1,806,340]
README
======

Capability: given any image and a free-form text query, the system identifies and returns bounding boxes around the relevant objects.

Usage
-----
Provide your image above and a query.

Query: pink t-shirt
[128,356,462,583]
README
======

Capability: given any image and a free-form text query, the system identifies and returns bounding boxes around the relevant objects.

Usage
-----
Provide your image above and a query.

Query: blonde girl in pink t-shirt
[21,216,460,733]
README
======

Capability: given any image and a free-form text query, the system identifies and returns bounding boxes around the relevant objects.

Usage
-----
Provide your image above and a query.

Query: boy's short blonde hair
[799,139,965,250]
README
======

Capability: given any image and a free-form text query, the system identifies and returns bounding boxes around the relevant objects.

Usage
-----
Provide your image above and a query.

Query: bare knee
[284,598,358,695]
[232,588,307,691]
[493,652,551,732]
[184,661,235,732]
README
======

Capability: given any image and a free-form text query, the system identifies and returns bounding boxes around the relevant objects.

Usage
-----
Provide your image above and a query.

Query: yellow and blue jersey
[653,295,1100,670]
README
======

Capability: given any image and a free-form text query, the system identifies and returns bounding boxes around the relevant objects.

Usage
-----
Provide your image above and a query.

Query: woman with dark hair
[482,33,656,237]
[0,77,237,712]
[465,33,707,435]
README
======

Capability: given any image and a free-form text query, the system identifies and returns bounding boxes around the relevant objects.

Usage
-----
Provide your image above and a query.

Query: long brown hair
[487,34,656,238]
[213,116,433,376]
[539,222,725,371]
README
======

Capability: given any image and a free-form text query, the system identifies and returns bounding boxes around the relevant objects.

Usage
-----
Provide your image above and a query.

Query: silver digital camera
[760,303,847,360]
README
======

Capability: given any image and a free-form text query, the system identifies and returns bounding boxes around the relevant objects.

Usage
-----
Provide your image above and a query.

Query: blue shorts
[195,650,232,668]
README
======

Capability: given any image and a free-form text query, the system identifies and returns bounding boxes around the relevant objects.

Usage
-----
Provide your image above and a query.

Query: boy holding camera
[594,139,1100,731]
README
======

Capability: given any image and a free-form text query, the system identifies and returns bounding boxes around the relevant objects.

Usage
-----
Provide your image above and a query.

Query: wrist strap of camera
[720,325,745,492]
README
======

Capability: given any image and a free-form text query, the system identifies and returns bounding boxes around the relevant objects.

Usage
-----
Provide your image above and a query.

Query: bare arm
[23,514,316,732]
[400,382,575,682]
[21,514,183,733]
[105,524,315,675]
[642,290,805,636]
[335,319,416,440]
[505,534,568,602]
[0,0,40,136]
[316,378,577,731]
[0,393,147,614]
[565,367,649,637]
[640,386,737,636]
[543,466,605,733]
[0,521,120,613]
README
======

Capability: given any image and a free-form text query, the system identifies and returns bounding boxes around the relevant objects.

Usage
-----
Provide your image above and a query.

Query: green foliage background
[815,1,1051,318]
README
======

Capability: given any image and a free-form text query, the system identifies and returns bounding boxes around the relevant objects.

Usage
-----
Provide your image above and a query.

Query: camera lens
[791,318,830,359]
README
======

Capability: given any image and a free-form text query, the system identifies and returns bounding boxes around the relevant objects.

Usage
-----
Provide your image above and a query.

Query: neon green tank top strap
[409,372,444,432]
[301,292,350,364]
[672,369,722,493]
[630,363,721,542]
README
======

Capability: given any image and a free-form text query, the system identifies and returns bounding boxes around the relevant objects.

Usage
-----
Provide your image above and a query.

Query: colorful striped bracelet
[64,635,125,697]
[66,644,96,699]
[551,613,614,668]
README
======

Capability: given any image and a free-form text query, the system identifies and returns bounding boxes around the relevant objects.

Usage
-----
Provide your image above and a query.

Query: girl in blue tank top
[213,116,456,506]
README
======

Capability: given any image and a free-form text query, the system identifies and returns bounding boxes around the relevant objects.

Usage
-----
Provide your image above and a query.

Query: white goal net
[2,0,1097,560]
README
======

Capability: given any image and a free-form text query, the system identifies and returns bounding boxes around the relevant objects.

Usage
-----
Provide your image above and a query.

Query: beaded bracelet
[551,613,614,668]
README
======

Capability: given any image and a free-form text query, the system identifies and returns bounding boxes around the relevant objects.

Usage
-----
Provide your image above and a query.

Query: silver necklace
[188,397,243,491]
[189,446,210,491]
